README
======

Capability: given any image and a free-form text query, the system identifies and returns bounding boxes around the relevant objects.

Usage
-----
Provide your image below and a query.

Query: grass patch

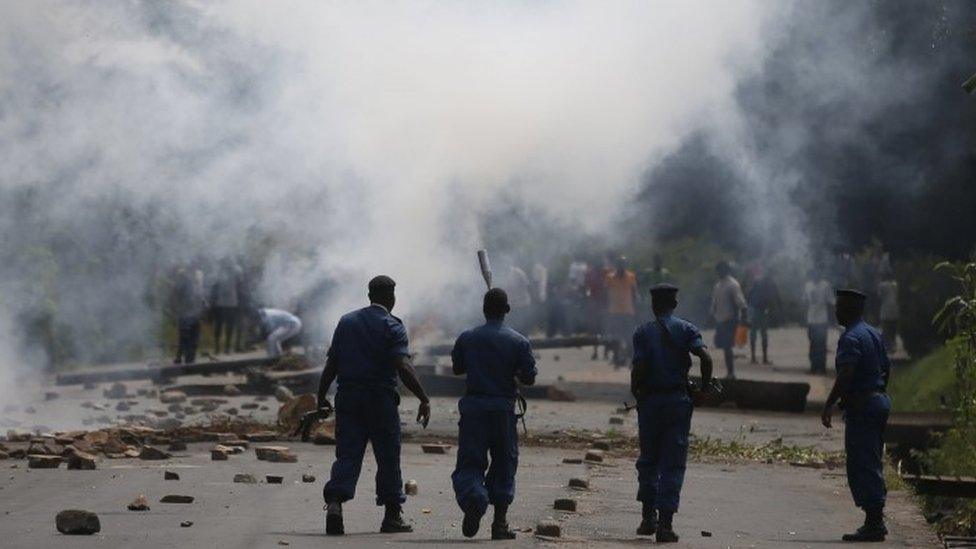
[690,435,843,467]
[888,344,955,412]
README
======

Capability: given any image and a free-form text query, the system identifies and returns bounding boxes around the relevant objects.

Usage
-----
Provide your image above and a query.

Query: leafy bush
[895,255,957,358]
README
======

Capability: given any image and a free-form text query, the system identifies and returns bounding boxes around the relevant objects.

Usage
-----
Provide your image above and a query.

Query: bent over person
[631,284,714,543]
[821,289,891,542]
[451,288,537,539]
[316,275,431,536]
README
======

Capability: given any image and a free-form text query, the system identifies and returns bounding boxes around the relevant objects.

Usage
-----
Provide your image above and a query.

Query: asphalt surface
[0,327,938,547]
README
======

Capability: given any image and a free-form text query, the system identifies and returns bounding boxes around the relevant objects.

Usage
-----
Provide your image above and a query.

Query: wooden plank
[902,474,976,498]
[56,356,283,385]
[424,336,601,356]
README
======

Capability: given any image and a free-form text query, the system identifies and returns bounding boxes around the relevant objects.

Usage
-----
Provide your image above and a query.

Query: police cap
[650,283,679,297]
[835,288,867,302]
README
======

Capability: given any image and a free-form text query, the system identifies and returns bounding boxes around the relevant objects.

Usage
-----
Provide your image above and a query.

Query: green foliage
[689,435,843,466]
[895,255,957,357]
[887,344,955,412]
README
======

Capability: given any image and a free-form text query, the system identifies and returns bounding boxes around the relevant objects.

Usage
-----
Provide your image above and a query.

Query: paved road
[0,441,938,548]
[0,327,937,547]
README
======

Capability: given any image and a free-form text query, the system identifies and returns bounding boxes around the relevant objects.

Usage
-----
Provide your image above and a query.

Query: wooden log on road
[424,335,602,356]
[902,474,976,498]
[56,356,284,386]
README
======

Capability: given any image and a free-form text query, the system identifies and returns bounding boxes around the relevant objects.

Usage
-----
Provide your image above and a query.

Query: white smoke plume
[0,0,780,384]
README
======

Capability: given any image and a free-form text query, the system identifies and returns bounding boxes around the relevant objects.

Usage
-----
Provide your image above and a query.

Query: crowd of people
[169,257,303,364]
[501,249,900,379]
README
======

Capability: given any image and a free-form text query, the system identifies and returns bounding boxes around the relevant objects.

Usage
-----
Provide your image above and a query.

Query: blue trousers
[844,393,890,510]
[451,408,518,516]
[636,393,692,513]
[323,386,405,506]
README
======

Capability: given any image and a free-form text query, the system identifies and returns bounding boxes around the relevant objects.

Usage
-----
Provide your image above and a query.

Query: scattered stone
[241,403,259,410]
[277,393,316,432]
[568,477,589,489]
[274,386,294,403]
[155,418,183,431]
[167,404,183,413]
[266,475,284,484]
[159,391,187,404]
[0,451,8,460]
[562,458,583,464]
[223,384,242,396]
[28,440,64,456]
[6,429,31,442]
[277,541,289,546]
[255,446,297,463]
[211,448,229,461]
[302,474,316,483]
[554,498,577,512]
[115,402,131,412]
[420,444,451,455]
[83,382,97,390]
[311,421,336,445]
[233,473,257,484]
[66,450,97,470]
[591,441,611,451]
[259,406,269,411]
[168,441,188,452]
[103,383,129,399]
[160,495,194,504]
[139,445,171,461]
[180,521,193,527]
[701,530,713,537]
[44,392,59,401]
[584,449,604,463]
[164,470,180,480]
[8,448,26,459]
[245,432,277,443]
[225,408,238,416]
[28,455,62,469]
[608,417,624,425]
[545,386,576,402]
[404,479,418,495]
[127,494,150,511]
[256,395,269,402]
[223,440,249,449]
[182,407,197,415]
[535,521,561,538]
[24,406,36,415]
[56,510,100,535]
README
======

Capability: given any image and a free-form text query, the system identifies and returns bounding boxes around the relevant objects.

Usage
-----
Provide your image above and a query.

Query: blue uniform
[322,304,410,506]
[631,314,705,513]
[450,320,537,517]
[837,320,891,511]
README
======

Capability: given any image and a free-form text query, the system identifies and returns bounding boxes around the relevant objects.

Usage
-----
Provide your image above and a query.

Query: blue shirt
[327,304,410,391]
[451,320,537,411]
[632,314,705,389]
[836,320,889,393]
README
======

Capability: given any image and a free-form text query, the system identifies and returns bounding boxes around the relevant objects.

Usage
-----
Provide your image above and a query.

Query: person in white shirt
[258,308,303,358]
[710,261,747,379]
[804,270,834,374]
[877,278,899,352]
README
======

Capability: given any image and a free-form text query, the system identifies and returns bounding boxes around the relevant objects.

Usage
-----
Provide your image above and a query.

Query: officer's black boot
[841,507,887,542]
[380,503,413,533]
[491,504,516,540]
[461,503,484,538]
[636,503,657,536]
[656,510,679,543]
[325,502,344,536]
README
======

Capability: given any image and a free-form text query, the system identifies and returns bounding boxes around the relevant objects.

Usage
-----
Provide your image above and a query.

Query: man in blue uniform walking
[316,275,432,536]
[821,289,891,542]
[451,288,537,540]
[631,283,714,543]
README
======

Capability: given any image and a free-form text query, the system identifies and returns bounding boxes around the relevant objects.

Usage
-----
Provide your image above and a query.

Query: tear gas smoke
[0,0,777,399]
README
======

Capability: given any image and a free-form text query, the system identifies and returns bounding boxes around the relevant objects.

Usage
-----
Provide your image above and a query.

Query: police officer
[316,275,432,535]
[820,289,891,542]
[631,283,714,543]
[450,288,537,539]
